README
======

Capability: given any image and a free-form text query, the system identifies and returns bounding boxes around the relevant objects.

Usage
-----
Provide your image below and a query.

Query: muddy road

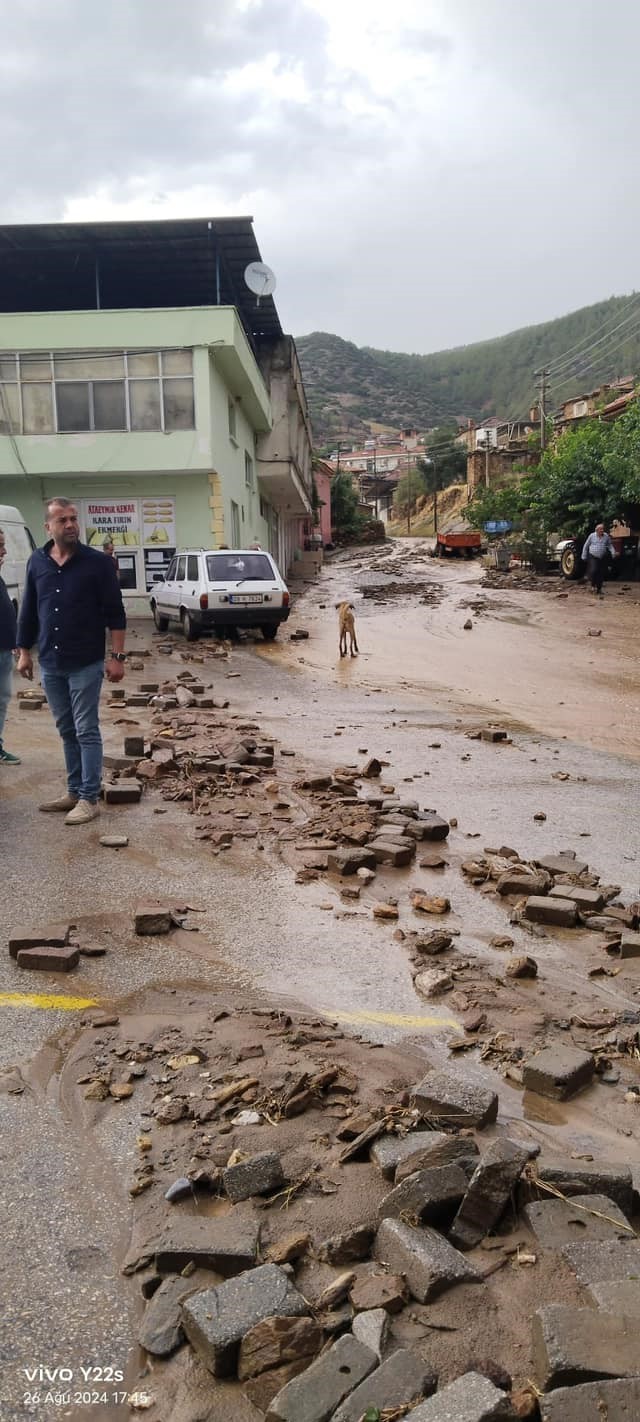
[1,536,639,1420]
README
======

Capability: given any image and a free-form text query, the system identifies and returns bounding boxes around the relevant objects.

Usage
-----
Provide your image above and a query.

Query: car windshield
[205,553,274,582]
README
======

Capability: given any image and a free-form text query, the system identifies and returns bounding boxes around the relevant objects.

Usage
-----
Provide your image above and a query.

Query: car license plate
[229,593,263,604]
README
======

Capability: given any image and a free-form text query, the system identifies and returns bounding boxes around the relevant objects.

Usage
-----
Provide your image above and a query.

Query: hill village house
[0,218,316,606]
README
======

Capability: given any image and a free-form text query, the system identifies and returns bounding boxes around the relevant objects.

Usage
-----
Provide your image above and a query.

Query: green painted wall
[0,305,285,595]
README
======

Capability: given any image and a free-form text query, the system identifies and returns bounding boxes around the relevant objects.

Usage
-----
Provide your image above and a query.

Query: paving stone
[496,871,549,896]
[522,1045,594,1100]
[616,931,640,959]
[536,854,588,876]
[450,1137,533,1250]
[103,780,142,803]
[8,923,71,958]
[539,1378,640,1421]
[265,1332,377,1421]
[181,1263,308,1377]
[134,905,173,935]
[318,1225,375,1265]
[223,1151,285,1202]
[404,1370,514,1420]
[523,1194,632,1248]
[548,884,604,910]
[237,1314,322,1381]
[525,895,578,926]
[18,697,44,710]
[378,1165,467,1229]
[561,1238,640,1285]
[588,1278,640,1317]
[328,847,378,875]
[374,1219,480,1303]
[370,1131,451,1180]
[394,1136,480,1185]
[16,945,79,972]
[411,1069,498,1128]
[138,1275,200,1356]
[532,1303,640,1390]
[349,1272,406,1314]
[351,1308,389,1358]
[99,834,129,848]
[416,812,450,842]
[520,1159,633,1214]
[332,1347,437,1421]
[155,1217,259,1276]
[370,839,417,866]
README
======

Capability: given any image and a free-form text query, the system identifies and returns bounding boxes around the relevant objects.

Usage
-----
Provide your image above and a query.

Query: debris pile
[69,1001,640,1419]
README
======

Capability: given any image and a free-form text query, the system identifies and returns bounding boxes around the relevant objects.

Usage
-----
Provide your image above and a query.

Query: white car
[150,548,291,641]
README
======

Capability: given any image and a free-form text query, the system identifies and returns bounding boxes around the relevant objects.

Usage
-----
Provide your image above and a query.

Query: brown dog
[337,601,359,658]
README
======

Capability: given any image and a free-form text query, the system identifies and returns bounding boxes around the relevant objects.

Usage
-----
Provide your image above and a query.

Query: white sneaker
[65,799,100,825]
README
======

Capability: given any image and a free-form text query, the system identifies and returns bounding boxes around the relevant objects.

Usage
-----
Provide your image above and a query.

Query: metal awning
[0,217,282,350]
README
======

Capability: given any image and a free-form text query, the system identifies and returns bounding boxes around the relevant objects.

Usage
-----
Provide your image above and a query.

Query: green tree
[330,471,364,540]
[468,401,640,548]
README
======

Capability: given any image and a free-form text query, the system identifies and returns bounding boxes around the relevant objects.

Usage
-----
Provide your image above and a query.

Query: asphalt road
[1,542,639,1420]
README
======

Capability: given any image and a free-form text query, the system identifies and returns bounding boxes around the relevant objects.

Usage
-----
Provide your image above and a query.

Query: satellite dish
[244,261,276,305]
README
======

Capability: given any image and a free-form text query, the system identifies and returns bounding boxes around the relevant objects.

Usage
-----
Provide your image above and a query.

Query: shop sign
[83,499,140,548]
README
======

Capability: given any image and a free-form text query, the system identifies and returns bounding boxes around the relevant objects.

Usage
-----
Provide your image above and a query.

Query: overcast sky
[2,0,638,353]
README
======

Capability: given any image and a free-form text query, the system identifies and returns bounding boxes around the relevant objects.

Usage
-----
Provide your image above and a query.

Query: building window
[259,495,270,520]
[228,399,237,441]
[0,348,195,435]
[230,501,241,546]
[244,451,254,488]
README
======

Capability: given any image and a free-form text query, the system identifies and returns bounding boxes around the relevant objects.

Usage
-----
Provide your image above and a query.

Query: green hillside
[296,292,640,445]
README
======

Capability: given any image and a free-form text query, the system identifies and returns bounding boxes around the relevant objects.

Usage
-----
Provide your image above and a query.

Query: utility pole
[535,368,549,450]
[407,451,411,535]
[480,430,490,488]
[373,445,378,518]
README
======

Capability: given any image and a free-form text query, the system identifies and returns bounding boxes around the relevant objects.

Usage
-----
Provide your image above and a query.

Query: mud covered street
[2,537,640,1422]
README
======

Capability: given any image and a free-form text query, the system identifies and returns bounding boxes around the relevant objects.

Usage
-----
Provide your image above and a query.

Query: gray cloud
[0,0,638,357]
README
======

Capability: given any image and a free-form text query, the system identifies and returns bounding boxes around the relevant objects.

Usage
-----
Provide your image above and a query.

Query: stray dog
[337,601,359,658]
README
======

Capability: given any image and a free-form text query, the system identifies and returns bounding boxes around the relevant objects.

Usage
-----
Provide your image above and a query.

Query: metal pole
[374,447,378,518]
[535,368,549,449]
[485,436,490,487]
[407,452,411,534]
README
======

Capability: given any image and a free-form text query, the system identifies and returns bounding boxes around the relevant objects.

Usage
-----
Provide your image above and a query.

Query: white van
[0,505,36,611]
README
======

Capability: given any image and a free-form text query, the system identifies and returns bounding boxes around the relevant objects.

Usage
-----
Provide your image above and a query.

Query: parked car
[556,531,638,580]
[0,504,36,611]
[149,548,291,641]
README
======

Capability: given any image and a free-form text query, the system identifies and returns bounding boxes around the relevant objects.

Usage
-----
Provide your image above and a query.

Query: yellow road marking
[324,1008,460,1030]
[0,992,98,1011]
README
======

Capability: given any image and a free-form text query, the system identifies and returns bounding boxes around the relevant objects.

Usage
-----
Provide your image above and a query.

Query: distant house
[457,416,535,453]
[555,377,635,432]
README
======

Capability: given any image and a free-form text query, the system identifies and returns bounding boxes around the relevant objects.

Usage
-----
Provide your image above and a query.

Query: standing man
[0,527,20,765]
[581,523,616,595]
[16,498,126,824]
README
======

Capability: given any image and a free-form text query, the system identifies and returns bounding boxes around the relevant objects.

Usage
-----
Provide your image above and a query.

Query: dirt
[276,539,640,761]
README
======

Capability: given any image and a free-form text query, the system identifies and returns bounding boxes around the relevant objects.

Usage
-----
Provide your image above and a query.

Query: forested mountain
[296,292,640,446]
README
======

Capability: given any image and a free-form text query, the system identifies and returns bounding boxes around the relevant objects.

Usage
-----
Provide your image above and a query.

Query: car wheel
[152,603,169,632]
[181,609,200,641]
[560,545,582,580]
[261,625,278,641]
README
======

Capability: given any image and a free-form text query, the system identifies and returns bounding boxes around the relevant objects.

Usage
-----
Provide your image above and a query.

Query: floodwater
[270,538,640,761]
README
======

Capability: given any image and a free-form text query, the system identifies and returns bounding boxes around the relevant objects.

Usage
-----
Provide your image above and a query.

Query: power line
[549,316,640,401]
[548,297,640,376]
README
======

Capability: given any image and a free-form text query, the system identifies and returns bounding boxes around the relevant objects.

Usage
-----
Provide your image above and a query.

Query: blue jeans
[0,650,13,744]
[41,660,104,803]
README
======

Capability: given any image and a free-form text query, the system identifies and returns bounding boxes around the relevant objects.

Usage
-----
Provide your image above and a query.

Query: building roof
[0,217,283,349]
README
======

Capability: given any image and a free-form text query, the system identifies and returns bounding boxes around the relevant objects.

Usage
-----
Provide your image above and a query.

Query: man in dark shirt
[0,526,20,765]
[17,497,127,824]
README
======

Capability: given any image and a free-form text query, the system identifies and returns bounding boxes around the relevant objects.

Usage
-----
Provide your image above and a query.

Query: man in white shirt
[581,523,616,595]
